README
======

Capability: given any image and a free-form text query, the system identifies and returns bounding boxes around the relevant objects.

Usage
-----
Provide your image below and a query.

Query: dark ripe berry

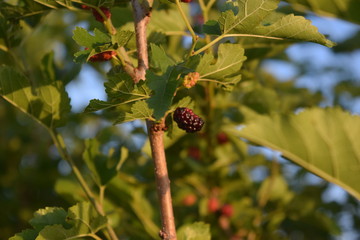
[173,107,204,133]
[181,0,192,2]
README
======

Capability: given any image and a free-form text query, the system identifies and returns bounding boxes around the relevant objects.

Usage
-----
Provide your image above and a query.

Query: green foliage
[10,202,107,240]
[1,0,360,239]
[204,0,335,47]
[284,0,360,24]
[236,107,360,199]
[189,43,246,90]
[0,63,70,129]
[177,222,211,240]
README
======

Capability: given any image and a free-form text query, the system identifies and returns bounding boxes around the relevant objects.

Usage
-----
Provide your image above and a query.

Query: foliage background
[1,0,360,239]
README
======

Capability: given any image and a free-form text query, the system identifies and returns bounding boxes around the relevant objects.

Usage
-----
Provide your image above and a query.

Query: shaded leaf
[83,138,119,186]
[0,65,70,129]
[236,107,360,200]
[9,229,38,240]
[285,0,360,24]
[84,72,150,113]
[146,67,183,119]
[115,100,154,124]
[29,207,69,231]
[150,43,175,73]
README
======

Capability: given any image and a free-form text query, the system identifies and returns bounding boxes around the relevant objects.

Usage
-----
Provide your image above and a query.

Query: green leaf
[73,27,111,48]
[252,13,335,47]
[83,138,119,186]
[33,0,78,10]
[9,229,38,240]
[150,43,175,73]
[29,207,69,232]
[0,65,71,129]
[36,202,107,240]
[257,175,290,202]
[236,107,360,200]
[84,72,150,113]
[148,6,188,33]
[55,178,86,203]
[146,67,183,119]
[193,43,246,90]
[285,0,360,24]
[67,202,107,233]
[171,96,194,111]
[112,30,134,47]
[10,202,107,240]
[72,27,114,62]
[213,0,335,47]
[219,0,279,33]
[115,100,154,124]
[202,20,222,35]
[177,222,211,240]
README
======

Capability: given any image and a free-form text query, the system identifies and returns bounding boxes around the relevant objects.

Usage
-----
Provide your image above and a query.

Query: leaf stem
[175,0,197,41]
[193,34,284,56]
[49,130,119,240]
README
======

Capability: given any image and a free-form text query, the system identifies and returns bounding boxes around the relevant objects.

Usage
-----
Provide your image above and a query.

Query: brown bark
[131,0,177,238]
[147,121,177,240]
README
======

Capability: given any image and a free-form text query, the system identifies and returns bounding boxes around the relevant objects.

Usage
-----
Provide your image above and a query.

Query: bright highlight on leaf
[203,0,335,47]
[236,107,360,200]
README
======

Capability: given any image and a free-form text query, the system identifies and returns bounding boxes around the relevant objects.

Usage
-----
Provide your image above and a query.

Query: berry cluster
[173,107,204,133]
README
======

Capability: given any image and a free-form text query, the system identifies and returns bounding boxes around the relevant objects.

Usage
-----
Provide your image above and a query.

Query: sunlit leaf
[177,222,211,240]
[0,65,70,129]
[236,107,360,200]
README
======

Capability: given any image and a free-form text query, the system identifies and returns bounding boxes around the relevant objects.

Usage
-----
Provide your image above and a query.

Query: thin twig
[50,131,119,240]
[131,0,152,83]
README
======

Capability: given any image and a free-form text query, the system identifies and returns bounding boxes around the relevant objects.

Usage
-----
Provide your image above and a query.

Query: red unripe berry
[81,4,91,10]
[92,7,111,22]
[216,132,229,145]
[221,204,233,217]
[182,194,197,206]
[181,0,192,2]
[207,197,220,213]
[187,146,201,160]
[89,51,116,62]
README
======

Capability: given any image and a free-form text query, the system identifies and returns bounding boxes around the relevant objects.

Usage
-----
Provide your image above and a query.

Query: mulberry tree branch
[131,0,152,83]
[131,0,177,239]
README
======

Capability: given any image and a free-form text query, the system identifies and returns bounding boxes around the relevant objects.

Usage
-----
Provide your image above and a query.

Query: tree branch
[131,0,177,239]
[131,0,152,83]
[147,121,177,240]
